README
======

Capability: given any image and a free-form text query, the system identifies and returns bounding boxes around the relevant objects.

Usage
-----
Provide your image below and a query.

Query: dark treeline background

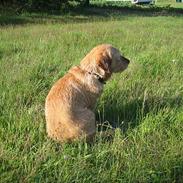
[0,0,90,12]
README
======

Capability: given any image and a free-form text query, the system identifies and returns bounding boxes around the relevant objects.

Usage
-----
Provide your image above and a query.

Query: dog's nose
[124,57,130,64]
[123,57,130,64]
[120,56,130,64]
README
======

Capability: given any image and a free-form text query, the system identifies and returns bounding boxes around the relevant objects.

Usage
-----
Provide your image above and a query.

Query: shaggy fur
[45,44,130,142]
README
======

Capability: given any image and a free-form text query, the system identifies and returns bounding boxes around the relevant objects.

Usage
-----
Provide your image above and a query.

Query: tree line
[0,0,90,11]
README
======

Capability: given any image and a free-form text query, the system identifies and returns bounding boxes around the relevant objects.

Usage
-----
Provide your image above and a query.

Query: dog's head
[80,44,130,82]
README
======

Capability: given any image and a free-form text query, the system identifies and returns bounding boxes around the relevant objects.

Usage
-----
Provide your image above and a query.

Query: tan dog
[45,44,130,142]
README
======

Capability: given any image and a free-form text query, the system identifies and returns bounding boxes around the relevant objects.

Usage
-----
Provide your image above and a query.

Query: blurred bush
[0,0,89,12]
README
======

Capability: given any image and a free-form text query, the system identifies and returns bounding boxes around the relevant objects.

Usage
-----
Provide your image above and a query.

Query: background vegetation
[0,0,183,182]
[0,0,89,12]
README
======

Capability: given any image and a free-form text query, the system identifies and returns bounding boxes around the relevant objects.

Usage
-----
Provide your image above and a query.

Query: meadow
[0,0,183,182]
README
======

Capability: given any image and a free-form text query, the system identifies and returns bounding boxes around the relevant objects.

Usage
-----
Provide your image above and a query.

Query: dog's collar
[88,72,106,84]
[97,76,106,84]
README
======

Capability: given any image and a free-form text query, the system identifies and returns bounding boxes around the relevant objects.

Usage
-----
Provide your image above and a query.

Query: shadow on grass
[96,94,183,133]
[76,4,183,17]
[0,14,90,26]
[0,4,183,26]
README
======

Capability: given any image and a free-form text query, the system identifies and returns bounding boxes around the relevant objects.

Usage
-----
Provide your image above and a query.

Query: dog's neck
[87,71,106,84]
[69,66,106,85]
[69,66,104,95]
[79,62,106,85]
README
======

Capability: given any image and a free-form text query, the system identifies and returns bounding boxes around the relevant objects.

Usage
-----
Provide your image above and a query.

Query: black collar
[88,72,106,84]
[97,75,106,84]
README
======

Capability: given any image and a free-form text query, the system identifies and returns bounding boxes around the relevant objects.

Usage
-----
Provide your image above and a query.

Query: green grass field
[0,0,183,182]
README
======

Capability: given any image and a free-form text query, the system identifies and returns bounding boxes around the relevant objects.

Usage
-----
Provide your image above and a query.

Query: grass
[0,1,183,182]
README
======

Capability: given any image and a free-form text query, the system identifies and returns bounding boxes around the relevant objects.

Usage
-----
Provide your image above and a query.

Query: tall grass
[0,4,183,183]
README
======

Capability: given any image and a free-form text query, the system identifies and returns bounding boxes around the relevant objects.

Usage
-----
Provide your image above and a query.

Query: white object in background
[131,0,153,4]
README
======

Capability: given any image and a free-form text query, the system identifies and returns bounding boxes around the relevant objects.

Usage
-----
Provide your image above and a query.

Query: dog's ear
[96,54,112,80]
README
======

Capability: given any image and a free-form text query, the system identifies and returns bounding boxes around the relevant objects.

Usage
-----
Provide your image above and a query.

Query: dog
[45,44,130,142]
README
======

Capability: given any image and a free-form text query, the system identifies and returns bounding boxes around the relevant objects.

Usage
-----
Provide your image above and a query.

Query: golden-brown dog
[45,44,130,142]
